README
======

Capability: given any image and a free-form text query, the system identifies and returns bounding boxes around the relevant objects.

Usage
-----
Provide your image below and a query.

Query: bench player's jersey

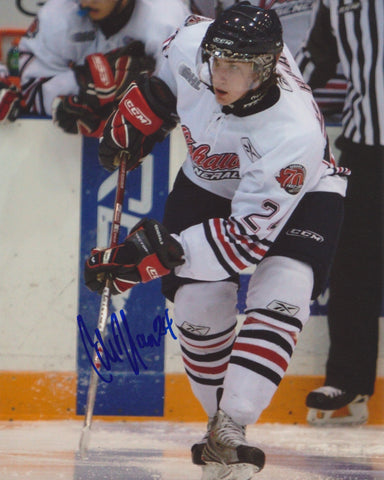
[156,16,348,281]
[19,0,189,114]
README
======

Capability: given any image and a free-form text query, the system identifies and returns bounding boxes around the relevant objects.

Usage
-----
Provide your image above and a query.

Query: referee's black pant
[326,139,384,395]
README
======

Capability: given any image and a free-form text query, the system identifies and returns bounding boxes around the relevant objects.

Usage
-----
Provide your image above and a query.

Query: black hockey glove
[0,81,21,122]
[84,218,184,295]
[98,75,179,172]
[73,41,155,110]
[52,95,114,137]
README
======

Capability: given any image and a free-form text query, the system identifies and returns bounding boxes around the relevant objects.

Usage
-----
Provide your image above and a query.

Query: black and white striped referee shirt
[296,0,384,146]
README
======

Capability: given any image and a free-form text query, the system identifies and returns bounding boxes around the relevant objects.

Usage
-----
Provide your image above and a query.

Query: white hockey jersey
[156,17,348,282]
[19,0,190,115]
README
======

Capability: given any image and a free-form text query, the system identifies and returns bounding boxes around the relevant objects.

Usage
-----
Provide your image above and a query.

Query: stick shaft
[79,156,128,457]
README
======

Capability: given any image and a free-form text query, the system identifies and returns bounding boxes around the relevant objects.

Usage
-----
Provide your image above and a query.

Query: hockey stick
[79,153,128,459]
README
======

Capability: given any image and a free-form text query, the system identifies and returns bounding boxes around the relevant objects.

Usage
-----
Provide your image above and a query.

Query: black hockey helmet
[201,1,283,62]
[198,2,283,92]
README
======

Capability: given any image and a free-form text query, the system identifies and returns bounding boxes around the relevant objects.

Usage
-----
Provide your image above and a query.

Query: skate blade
[307,395,369,426]
[201,463,260,480]
[231,463,261,479]
[201,463,232,480]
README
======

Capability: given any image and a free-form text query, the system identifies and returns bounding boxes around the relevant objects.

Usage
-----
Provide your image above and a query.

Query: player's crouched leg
[220,255,314,426]
[208,191,344,477]
[173,281,239,472]
[218,191,346,429]
[261,191,347,426]
[203,256,313,480]
[186,256,311,479]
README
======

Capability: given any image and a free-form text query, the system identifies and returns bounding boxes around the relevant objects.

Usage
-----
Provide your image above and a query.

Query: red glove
[0,81,21,122]
[52,95,113,137]
[73,41,155,110]
[98,75,178,171]
[84,219,184,295]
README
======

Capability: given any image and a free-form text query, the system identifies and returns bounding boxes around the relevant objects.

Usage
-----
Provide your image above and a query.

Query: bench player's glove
[52,95,113,137]
[0,81,21,122]
[73,41,155,110]
[98,75,178,172]
[84,218,184,295]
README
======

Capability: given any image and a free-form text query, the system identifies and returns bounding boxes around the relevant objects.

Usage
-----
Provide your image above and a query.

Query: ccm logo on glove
[123,99,152,126]
[120,83,163,135]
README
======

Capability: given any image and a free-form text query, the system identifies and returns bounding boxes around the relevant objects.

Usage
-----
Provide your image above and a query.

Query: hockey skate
[200,409,265,480]
[306,386,369,426]
[191,418,214,466]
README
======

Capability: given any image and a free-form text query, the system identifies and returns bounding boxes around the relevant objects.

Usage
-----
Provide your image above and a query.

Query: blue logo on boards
[76,137,170,417]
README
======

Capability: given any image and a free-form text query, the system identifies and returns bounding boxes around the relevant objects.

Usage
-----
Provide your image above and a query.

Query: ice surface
[1,420,384,480]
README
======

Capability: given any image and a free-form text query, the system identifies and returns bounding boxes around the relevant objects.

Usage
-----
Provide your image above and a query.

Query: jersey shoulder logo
[275,163,306,195]
[178,63,201,90]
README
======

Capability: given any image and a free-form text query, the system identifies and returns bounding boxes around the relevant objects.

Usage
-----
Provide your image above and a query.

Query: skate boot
[191,417,213,465]
[306,386,369,426]
[201,409,265,480]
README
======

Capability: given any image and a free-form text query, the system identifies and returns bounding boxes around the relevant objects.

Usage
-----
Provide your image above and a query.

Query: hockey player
[84,3,349,478]
[0,63,22,123]
[18,0,190,135]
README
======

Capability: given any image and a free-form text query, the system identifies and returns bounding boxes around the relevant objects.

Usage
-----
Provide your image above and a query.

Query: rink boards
[0,118,383,423]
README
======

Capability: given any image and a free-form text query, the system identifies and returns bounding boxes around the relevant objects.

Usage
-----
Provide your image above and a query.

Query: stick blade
[79,424,91,459]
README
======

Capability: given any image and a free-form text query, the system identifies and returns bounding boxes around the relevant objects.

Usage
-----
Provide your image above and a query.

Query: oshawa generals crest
[182,125,240,180]
[275,164,306,195]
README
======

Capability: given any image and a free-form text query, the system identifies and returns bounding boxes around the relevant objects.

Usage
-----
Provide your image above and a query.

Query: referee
[296,0,384,425]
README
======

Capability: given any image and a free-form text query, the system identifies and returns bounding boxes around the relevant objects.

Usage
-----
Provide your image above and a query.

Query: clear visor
[197,46,275,88]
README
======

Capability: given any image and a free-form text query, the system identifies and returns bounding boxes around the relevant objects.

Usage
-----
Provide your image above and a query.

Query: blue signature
[77,308,177,383]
